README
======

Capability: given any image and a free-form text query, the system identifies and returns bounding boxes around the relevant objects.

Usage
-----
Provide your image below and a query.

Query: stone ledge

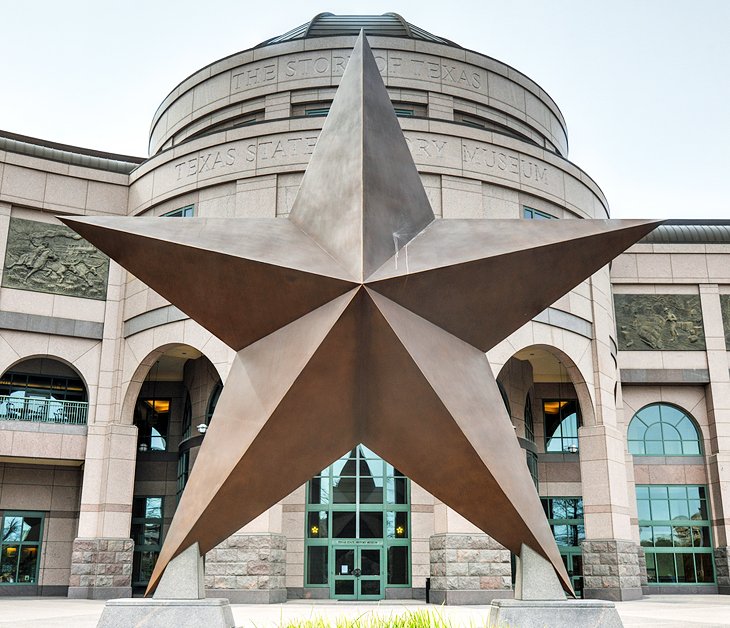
[489,599,622,628]
[97,598,235,628]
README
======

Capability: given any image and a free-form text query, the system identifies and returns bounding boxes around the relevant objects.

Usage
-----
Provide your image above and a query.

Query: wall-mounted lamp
[197,423,208,434]
[565,444,579,454]
[138,443,149,452]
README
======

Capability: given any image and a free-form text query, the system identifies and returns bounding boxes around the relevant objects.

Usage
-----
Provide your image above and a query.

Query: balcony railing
[0,396,88,425]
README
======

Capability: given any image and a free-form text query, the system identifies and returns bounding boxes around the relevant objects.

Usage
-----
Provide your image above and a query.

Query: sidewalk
[0,595,728,627]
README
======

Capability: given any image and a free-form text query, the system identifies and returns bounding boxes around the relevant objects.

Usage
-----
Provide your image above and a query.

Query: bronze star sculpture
[63,33,660,597]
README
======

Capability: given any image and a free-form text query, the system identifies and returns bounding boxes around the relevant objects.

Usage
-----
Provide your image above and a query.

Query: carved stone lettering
[405,137,448,159]
[614,294,705,351]
[230,52,483,92]
[175,148,237,180]
[721,295,730,350]
[231,63,277,90]
[244,135,318,163]
[2,218,109,300]
[461,141,548,185]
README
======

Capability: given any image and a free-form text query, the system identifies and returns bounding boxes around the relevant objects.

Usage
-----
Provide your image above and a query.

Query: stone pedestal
[205,533,287,603]
[68,538,133,599]
[489,599,623,628]
[96,543,235,628]
[429,533,512,604]
[582,540,642,601]
[715,547,730,595]
[97,598,235,628]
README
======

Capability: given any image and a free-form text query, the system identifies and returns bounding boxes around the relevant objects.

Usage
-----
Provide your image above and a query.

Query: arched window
[206,381,223,424]
[524,394,535,443]
[627,403,701,456]
[497,381,511,417]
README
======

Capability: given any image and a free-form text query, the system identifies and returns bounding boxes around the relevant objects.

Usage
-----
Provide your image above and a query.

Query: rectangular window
[541,498,583,596]
[544,399,580,453]
[162,205,194,217]
[0,512,43,585]
[636,485,714,584]
[134,398,171,452]
[132,497,164,588]
[305,107,330,117]
[523,207,556,220]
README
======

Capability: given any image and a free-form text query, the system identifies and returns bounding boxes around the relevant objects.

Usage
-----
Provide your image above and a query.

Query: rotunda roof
[256,12,459,48]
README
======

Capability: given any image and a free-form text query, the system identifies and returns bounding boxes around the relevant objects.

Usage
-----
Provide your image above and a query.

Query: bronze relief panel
[721,295,730,350]
[2,218,109,300]
[614,294,705,351]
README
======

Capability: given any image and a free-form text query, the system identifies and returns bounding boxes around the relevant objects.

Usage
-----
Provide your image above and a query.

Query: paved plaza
[0,595,728,627]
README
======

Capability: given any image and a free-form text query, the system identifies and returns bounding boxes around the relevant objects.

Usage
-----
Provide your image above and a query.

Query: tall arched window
[627,403,701,456]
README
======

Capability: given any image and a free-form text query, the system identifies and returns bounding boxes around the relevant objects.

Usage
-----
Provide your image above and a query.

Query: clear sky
[2,1,728,220]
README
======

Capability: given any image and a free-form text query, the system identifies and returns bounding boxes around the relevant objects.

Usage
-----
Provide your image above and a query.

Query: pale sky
[2,0,728,220]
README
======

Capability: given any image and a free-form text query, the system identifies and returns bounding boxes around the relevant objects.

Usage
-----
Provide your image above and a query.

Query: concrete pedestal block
[489,599,623,628]
[96,598,235,628]
[429,533,512,605]
[582,540,642,601]
[68,538,133,600]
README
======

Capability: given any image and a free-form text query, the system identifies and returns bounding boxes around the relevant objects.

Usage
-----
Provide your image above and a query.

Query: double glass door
[332,542,383,600]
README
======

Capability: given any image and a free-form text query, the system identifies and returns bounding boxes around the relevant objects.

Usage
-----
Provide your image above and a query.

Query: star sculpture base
[488,599,623,628]
[64,31,661,606]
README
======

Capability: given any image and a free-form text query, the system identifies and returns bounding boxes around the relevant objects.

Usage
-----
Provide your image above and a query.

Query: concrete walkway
[0,595,728,627]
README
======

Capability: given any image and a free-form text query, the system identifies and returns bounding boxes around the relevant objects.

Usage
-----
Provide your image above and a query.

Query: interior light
[311,525,319,535]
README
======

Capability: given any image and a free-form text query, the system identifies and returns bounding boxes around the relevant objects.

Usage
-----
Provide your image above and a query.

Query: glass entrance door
[305,445,411,600]
[332,543,383,600]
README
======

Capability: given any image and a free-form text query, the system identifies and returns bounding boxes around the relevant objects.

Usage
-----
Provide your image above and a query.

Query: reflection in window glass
[544,399,580,453]
[541,497,583,597]
[628,404,701,456]
[636,484,714,584]
[307,546,328,584]
[134,398,170,451]
[0,513,43,584]
[305,444,410,590]
[132,497,164,589]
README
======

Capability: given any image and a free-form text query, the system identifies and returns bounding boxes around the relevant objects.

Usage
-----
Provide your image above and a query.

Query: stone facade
[429,534,512,604]
[582,540,642,601]
[715,547,730,595]
[205,533,286,603]
[67,538,133,599]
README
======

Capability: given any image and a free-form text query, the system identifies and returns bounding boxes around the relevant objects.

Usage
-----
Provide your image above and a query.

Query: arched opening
[130,344,220,593]
[0,357,88,425]
[497,345,592,597]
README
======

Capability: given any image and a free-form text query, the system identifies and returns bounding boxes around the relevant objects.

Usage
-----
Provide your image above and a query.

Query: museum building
[0,12,729,604]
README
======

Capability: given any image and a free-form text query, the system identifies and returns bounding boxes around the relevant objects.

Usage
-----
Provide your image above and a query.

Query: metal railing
[0,396,88,425]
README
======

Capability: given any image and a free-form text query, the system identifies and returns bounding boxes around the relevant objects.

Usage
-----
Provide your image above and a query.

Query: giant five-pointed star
[63,34,660,597]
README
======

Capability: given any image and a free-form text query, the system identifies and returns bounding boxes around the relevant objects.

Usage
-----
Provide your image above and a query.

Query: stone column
[69,263,136,600]
[580,269,642,601]
[205,507,287,603]
[429,507,512,604]
[68,424,137,599]
[699,285,730,593]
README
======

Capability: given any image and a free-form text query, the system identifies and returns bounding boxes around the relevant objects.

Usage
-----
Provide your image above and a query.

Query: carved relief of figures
[2,218,109,300]
[721,295,730,350]
[614,294,705,351]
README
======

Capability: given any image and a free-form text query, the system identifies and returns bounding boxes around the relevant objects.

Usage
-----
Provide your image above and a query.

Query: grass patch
[277,608,497,627]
